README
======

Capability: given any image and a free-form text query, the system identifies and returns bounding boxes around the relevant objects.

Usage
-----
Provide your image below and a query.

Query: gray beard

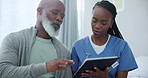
[42,16,59,38]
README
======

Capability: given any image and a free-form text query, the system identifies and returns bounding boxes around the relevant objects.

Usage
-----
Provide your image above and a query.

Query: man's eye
[92,19,97,23]
[52,11,58,15]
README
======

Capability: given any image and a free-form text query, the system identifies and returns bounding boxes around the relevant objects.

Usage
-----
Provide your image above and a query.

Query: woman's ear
[110,19,114,28]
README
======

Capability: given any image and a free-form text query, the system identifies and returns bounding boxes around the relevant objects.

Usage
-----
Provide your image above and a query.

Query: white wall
[80,0,148,57]
[79,0,96,39]
[117,0,148,57]
[0,0,40,44]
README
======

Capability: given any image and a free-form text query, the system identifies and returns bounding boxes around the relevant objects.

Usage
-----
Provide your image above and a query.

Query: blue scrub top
[71,35,138,78]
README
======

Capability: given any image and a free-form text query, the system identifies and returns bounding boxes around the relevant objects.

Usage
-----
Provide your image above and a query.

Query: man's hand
[46,59,74,72]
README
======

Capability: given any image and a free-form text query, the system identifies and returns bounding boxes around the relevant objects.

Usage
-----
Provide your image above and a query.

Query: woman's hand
[81,67,108,78]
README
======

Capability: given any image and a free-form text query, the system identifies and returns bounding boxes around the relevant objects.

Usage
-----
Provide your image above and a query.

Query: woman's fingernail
[94,67,97,69]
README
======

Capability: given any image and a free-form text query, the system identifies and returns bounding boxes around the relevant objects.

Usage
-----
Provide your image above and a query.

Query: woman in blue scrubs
[71,0,138,78]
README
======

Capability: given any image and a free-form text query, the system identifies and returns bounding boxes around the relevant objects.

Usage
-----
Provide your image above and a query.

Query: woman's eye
[102,21,107,25]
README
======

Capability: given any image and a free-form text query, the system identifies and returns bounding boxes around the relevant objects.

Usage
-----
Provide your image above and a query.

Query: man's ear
[37,7,43,15]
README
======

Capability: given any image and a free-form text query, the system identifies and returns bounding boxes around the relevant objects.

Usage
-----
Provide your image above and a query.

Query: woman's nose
[95,22,102,29]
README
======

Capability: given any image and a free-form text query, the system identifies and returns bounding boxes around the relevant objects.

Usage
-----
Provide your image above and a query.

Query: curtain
[58,0,78,49]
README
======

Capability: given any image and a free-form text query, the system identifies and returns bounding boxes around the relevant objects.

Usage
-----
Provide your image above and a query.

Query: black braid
[108,21,124,39]
[93,0,124,40]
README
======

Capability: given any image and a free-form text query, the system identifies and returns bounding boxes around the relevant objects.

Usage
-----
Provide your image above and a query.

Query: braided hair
[93,0,124,39]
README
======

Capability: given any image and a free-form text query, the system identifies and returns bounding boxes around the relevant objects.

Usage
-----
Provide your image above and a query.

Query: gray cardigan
[0,27,72,78]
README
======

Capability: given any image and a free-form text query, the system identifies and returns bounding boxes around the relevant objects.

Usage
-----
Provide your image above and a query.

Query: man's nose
[56,14,63,20]
[56,15,62,24]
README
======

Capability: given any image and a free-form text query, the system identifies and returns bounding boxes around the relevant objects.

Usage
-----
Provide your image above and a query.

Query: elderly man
[0,0,74,78]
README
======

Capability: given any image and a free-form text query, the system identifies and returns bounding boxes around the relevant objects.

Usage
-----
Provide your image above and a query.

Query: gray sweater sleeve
[0,34,47,78]
[63,52,73,78]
